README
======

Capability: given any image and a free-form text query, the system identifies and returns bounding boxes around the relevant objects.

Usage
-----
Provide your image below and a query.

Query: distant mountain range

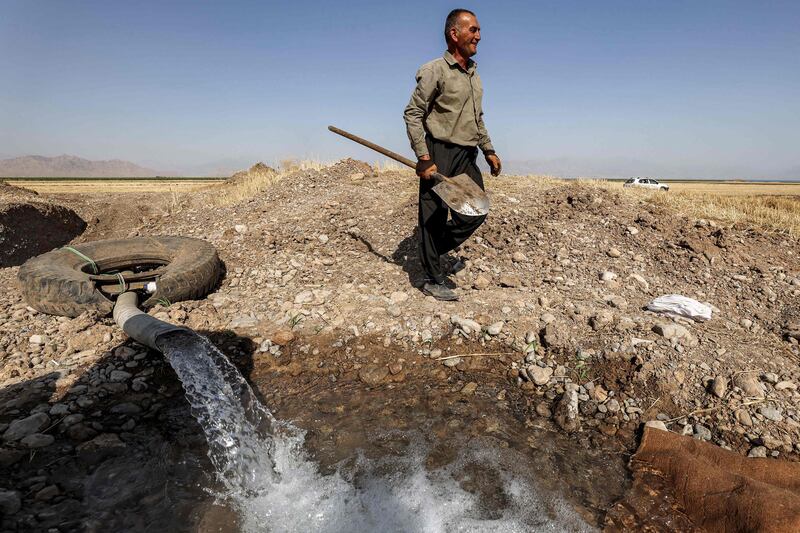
[0,155,161,177]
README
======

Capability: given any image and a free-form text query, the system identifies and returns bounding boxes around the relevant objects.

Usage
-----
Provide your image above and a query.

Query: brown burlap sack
[607,426,800,532]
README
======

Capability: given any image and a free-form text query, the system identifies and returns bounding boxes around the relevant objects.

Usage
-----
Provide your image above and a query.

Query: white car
[623,177,669,191]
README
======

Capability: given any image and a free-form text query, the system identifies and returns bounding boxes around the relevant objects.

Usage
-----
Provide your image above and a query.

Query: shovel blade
[432,173,490,216]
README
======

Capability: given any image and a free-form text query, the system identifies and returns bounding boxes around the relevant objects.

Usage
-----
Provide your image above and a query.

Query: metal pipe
[113,291,188,351]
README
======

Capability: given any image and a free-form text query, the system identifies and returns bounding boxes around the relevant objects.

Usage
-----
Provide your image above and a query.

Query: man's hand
[416,156,438,179]
[485,152,502,176]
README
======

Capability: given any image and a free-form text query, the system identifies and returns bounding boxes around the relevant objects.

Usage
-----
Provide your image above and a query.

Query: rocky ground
[1,161,799,531]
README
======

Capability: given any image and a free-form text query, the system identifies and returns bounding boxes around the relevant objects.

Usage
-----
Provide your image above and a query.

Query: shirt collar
[443,50,476,73]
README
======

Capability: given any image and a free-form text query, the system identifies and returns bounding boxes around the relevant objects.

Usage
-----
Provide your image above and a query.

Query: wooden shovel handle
[328,125,417,169]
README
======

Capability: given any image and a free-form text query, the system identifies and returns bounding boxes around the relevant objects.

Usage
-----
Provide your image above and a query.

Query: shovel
[328,125,490,216]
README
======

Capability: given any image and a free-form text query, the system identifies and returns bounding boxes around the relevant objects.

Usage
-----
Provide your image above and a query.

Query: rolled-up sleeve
[403,65,437,159]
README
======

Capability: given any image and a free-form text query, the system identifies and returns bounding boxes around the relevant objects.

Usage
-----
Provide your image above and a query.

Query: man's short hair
[444,8,475,43]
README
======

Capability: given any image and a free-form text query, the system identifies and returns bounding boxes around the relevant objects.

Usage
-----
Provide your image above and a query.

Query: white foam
[162,332,595,533]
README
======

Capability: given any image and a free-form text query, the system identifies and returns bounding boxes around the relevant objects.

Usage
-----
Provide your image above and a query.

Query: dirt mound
[0,201,86,267]
[229,162,276,183]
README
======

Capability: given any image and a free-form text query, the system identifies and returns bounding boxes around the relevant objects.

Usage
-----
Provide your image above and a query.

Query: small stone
[735,409,753,427]
[110,402,141,415]
[358,365,389,386]
[387,305,402,317]
[109,370,132,382]
[20,433,55,448]
[748,446,768,458]
[498,274,521,288]
[461,382,478,395]
[388,363,403,375]
[0,490,21,515]
[653,322,690,341]
[590,385,608,403]
[271,329,295,346]
[442,356,462,367]
[600,271,617,282]
[774,381,797,391]
[49,403,70,416]
[390,291,409,304]
[528,366,553,386]
[486,321,504,336]
[35,485,60,501]
[318,234,329,244]
[2,413,50,441]
[77,433,127,465]
[734,374,765,398]
[473,275,491,290]
[535,403,552,418]
[511,251,527,262]
[294,290,314,305]
[606,399,621,413]
[29,334,46,345]
[762,372,779,384]
[645,420,668,431]
[629,273,649,289]
[693,424,712,441]
[450,315,481,335]
[553,386,581,433]
[234,224,248,234]
[709,376,728,398]
[540,313,556,324]
[627,226,639,235]
[759,406,783,422]
[607,248,622,258]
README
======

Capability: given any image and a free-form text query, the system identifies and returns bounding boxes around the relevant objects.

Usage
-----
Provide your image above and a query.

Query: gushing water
[159,330,594,532]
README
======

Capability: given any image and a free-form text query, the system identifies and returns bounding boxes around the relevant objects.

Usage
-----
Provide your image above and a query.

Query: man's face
[451,13,481,58]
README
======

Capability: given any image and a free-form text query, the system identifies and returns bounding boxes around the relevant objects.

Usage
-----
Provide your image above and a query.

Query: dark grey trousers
[418,136,487,283]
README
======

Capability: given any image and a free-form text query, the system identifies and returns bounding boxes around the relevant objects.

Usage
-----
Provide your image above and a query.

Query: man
[404,8,501,301]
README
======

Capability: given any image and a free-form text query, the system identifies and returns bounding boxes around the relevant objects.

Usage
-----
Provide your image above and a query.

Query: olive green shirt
[404,51,494,159]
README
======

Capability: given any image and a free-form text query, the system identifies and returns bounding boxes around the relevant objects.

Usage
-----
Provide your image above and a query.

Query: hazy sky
[1,0,798,177]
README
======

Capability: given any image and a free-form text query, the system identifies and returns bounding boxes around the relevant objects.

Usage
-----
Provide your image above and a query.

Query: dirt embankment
[0,160,799,530]
[0,183,86,268]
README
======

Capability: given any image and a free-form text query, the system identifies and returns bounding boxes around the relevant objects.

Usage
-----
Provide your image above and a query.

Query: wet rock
[109,370,132,382]
[110,402,141,415]
[553,385,581,433]
[358,365,389,386]
[734,374,765,398]
[0,448,24,467]
[2,412,50,441]
[35,485,60,501]
[77,433,127,465]
[709,376,728,398]
[0,489,21,515]
[20,433,55,448]
[67,424,97,442]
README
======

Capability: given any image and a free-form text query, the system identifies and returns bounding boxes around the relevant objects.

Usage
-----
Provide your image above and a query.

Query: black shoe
[422,281,458,301]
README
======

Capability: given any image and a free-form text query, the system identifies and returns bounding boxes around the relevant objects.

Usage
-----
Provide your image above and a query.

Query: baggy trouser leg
[418,182,448,284]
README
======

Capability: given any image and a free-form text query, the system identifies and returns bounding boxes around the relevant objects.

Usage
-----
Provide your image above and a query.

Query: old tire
[17,236,223,317]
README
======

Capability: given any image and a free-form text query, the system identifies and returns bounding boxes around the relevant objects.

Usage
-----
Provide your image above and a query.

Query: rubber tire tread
[17,236,222,317]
